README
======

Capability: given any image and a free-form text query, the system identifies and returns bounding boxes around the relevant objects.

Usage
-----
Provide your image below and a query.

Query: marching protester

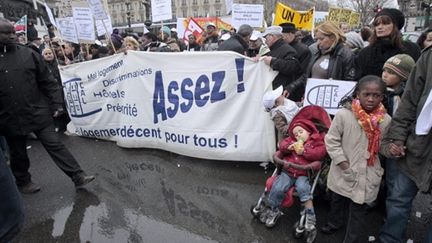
[322,75,391,242]
[279,22,311,74]
[218,24,253,55]
[123,36,140,51]
[39,34,51,52]
[0,18,95,193]
[259,25,304,102]
[355,8,421,80]
[60,42,86,65]
[417,28,432,50]
[247,30,270,57]
[159,26,181,52]
[201,22,219,51]
[345,31,364,55]
[186,34,201,51]
[306,21,356,81]
[378,43,432,243]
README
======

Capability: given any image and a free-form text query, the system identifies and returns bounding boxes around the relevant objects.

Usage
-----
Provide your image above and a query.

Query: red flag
[182,17,204,44]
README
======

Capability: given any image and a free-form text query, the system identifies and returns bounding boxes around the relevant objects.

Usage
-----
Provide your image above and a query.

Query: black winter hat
[279,23,297,33]
[375,8,405,30]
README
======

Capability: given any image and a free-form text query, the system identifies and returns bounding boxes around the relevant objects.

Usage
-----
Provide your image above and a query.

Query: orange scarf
[351,99,386,166]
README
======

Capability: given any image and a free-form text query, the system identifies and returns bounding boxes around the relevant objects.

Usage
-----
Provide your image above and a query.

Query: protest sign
[56,17,79,44]
[87,0,108,20]
[44,3,57,27]
[151,0,172,22]
[60,52,278,162]
[72,7,96,42]
[96,15,113,36]
[273,2,314,31]
[231,4,264,28]
[304,78,356,115]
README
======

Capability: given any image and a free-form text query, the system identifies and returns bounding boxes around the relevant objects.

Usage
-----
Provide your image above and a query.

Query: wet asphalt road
[11,134,432,243]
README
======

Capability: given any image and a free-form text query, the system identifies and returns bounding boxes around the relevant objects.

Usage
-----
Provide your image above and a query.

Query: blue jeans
[268,172,312,209]
[379,159,419,243]
[0,148,24,242]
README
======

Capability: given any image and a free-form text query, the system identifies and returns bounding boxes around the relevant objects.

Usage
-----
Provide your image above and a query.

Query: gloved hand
[53,108,65,118]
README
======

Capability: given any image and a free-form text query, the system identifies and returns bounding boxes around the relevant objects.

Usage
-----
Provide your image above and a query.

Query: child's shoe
[305,208,316,230]
[265,207,282,228]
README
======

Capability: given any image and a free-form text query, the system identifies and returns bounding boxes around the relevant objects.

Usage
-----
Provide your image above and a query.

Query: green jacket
[381,46,432,192]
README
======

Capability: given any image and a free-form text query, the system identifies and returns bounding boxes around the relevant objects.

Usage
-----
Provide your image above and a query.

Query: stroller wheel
[250,205,262,219]
[305,228,317,243]
[293,221,305,239]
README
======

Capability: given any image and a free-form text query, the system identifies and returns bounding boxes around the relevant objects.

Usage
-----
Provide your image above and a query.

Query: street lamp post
[125,0,132,33]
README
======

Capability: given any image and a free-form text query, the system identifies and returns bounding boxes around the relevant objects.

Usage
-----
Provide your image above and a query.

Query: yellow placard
[339,9,352,24]
[349,12,360,27]
[328,7,341,23]
[273,2,314,31]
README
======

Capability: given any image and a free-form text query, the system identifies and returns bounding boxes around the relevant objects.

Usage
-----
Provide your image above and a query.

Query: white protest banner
[231,4,264,29]
[151,0,172,22]
[95,15,113,36]
[72,7,96,42]
[87,0,108,20]
[60,52,277,162]
[44,3,57,27]
[304,78,356,115]
[56,17,79,44]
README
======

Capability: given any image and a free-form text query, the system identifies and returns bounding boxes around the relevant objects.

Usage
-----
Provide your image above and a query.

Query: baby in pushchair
[251,105,331,241]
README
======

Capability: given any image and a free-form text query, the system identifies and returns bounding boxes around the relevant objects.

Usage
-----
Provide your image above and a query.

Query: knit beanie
[375,8,405,30]
[383,54,415,81]
[161,26,171,37]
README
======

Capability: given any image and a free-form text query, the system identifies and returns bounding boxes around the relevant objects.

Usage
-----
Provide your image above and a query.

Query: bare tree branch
[335,0,394,26]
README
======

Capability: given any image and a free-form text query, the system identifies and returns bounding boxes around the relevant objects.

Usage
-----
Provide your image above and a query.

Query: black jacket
[307,42,356,81]
[218,34,249,55]
[355,39,421,80]
[290,40,312,74]
[266,38,304,101]
[0,44,63,136]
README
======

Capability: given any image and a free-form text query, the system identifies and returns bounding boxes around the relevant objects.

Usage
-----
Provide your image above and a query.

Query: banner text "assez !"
[152,70,226,124]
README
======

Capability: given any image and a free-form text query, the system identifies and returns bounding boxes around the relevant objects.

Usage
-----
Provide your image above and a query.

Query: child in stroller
[251,105,331,239]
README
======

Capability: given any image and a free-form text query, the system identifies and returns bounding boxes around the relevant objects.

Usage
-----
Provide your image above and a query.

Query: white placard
[72,7,96,42]
[151,0,173,22]
[231,4,264,29]
[60,52,278,162]
[44,3,57,27]
[95,15,113,37]
[56,17,79,44]
[87,0,108,20]
[304,78,356,115]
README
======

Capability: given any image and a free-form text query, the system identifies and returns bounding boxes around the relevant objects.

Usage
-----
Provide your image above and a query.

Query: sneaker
[74,174,95,188]
[19,182,41,194]
[305,211,316,230]
[265,208,282,228]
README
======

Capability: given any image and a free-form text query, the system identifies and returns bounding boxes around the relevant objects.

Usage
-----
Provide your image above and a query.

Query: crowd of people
[1,6,432,243]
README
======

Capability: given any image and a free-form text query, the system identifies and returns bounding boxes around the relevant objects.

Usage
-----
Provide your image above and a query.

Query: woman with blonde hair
[306,21,355,81]
[123,36,140,51]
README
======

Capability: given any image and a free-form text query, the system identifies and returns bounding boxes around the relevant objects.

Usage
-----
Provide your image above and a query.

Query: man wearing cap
[260,25,304,102]
[354,8,421,80]
[247,30,270,57]
[218,24,253,55]
[201,23,219,51]
[279,23,311,75]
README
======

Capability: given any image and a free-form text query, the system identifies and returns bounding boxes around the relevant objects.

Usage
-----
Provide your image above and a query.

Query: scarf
[351,99,386,166]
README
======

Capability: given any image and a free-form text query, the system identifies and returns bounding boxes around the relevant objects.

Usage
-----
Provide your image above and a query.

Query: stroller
[250,105,331,243]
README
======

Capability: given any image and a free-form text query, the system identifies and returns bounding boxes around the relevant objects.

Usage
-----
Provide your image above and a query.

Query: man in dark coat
[279,23,312,75]
[218,24,253,56]
[261,25,304,102]
[0,18,95,194]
